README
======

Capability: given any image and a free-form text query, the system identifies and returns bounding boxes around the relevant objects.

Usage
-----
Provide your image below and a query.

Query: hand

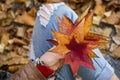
[38,51,65,71]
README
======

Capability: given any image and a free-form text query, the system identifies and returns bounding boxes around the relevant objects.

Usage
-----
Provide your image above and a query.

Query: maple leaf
[56,15,73,35]
[64,37,95,75]
[74,5,91,25]
[48,8,108,75]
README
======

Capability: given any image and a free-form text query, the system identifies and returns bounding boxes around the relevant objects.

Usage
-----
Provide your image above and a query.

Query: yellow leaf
[84,12,94,36]
[76,6,91,23]
[71,18,85,43]
[88,51,99,58]
[52,30,70,44]
[49,44,70,54]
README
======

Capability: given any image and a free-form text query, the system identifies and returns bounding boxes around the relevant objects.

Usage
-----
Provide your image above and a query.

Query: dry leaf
[28,7,37,17]
[1,32,9,47]
[110,46,120,58]
[0,12,7,19]
[8,65,24,73]
[109,43,118,52]
[15,13,35,26]
[0,51,28,68]
[102,11,120,25]
[65,2,77,10]
[112,34,120,45]
[93,16,102,25]
[4,57,28,66]
[107,0,120,7]
[71,0,85,3]
[114,25,120,34]
[16,26,26,38]
[75,6,91,23]
[104,10,112,17]
[0,32,9,53]
[94,3,105,17]
[12,38,27,45]
[94,0,103,4]
[0,18,13,27]
[14,0,29,3]
[26,28,33,39]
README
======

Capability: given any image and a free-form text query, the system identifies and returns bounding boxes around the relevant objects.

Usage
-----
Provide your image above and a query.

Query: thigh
[77,48,114,80]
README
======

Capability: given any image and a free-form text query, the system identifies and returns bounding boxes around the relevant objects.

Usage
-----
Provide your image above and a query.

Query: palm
[39,51,64,70]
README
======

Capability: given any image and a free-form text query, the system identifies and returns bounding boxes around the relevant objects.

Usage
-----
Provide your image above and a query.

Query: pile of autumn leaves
[48,7,108,75]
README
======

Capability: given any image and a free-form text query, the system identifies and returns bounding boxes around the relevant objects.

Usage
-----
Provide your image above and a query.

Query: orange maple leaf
[48,7,108,75]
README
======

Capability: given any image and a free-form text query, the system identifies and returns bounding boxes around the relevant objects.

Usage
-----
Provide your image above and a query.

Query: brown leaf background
[0,0,120,79]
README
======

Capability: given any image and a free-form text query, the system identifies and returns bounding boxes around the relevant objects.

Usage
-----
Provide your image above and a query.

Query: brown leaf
[107,0,120,7]
[0,32,9,53]
[0,18,13,27]
[110,46,120,58]
[14,0,29,3]
[94,3,105,17]
[1,32,9,47]
[65,2,77,10]
[15,13,35,26]
[71,0,86,3]
[112,34,120,45]
[93,16,102,25]
[8,65,24,73]
[102,12,120,25]
[75,5,91,23]
[12,38,27,45]
[0,12,7,19]
[56,15,73,34]
[109,43,118,52]
[84,12,93,36]
[26,28,33,39]
[28,7,37,17]
[16,26,26,38]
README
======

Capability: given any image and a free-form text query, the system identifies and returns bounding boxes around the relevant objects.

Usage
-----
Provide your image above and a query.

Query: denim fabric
[30,3,114,80]
[77,49,114,80]
[55,64,75,80]
[31,3,78,59]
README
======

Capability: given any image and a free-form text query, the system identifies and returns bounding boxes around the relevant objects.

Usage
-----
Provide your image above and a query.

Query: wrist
[34,57,54,78]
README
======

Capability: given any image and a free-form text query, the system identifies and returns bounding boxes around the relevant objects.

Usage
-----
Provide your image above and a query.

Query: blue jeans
[30,3,114,80]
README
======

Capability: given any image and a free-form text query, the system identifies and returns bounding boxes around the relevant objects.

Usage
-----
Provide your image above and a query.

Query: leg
[77,49,114,80]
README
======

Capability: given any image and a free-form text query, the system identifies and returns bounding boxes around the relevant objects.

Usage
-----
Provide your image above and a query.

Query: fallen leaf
[56,15,73,35]
[14,0,29,3]
[102,11,120,25]
[107,0,120,7]
[15,13,35,26]
[0,31,9,53]
[8,65,24,73]
[109,43,118,52]
[1,32,9,47]
[94,0,105,17]
[16,26,26,38]
[75,6,91,24]
[12,38,27,45]
[112,34,120,45]
[104,10,112,17]
[93,16,102,25]
[110,46,120,58]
